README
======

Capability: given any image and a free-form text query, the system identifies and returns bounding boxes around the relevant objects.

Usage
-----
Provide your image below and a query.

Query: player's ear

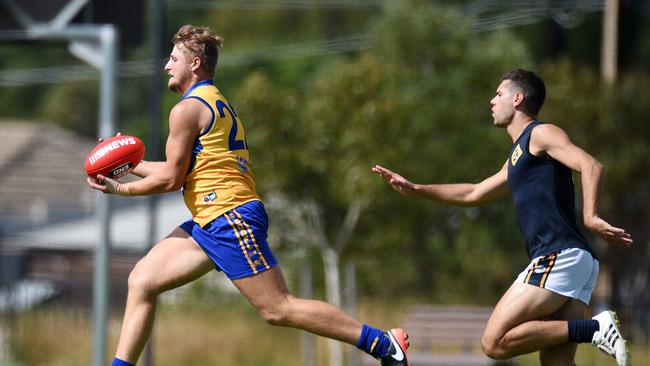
[513,91,525,108]
[191,56,202,72]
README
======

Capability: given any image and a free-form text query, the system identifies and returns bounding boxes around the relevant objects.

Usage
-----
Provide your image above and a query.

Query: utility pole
[301,264,316,366]
[600,0,619,84]
[1,3,118,365]
[143,0,165,365]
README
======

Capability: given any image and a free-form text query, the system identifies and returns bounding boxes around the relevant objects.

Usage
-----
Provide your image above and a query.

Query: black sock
[568,319,600,343]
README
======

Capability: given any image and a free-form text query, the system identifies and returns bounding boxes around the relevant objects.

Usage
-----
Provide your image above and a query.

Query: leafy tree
[236,1,534,308]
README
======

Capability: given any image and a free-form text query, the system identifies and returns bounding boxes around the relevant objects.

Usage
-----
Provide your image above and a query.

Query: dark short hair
[500,69,546,116]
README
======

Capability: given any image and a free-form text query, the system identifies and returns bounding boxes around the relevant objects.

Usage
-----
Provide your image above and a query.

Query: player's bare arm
[530,123,633,246]
[372,165,418,197]
[90,100,204,195]
[124,100,204,194]
[130,160,167,178]
[373,162,509,206]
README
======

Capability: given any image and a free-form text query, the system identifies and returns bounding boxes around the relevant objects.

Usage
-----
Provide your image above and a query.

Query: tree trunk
[322,247,343,366]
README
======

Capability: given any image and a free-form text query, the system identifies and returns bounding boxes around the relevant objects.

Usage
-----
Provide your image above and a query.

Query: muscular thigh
[232,266,290,309]
[484,283,569,339]
[132,227,214,293]
[487,248,597,339]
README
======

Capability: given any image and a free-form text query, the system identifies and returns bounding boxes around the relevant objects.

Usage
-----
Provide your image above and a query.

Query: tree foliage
[0,0,647,312]
[233,1,649,309]
[233,2,535,303]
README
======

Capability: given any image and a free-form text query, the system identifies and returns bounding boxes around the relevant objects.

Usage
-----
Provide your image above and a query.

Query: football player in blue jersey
[88,25,410,366]
[373,69,632,366]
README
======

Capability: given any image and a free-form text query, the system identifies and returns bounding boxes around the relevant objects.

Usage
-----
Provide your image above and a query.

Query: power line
[464,0,604,31]
[0,35,368,86]
[0,1,609,87]
[165,0,381,11]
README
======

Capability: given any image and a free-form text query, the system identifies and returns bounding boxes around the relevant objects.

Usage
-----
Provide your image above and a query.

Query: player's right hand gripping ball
[84,135,145,179]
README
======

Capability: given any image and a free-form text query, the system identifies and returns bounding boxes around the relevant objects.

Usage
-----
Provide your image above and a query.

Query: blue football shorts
[515,247,599,305]
[180,200,278,280]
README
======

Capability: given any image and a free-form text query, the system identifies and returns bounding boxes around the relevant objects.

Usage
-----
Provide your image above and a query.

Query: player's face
[164,45,194,94]
[490,80,519,128]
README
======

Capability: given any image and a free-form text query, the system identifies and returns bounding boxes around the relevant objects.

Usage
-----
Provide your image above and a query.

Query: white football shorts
[515,247,599,305]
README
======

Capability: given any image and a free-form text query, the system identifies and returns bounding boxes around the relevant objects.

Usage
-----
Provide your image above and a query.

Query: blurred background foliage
[1,0,649,364]
[0,0,647,306]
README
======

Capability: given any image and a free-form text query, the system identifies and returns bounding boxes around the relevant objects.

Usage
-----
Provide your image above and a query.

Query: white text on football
[88,137,137,166]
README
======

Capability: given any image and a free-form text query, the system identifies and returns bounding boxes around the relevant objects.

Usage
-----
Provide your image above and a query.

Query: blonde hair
[172,25,224,77]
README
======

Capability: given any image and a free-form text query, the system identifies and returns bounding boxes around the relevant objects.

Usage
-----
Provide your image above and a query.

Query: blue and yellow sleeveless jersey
[182,80,260,227]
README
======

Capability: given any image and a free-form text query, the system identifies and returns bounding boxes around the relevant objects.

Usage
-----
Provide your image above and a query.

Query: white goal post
[0,2,117,365]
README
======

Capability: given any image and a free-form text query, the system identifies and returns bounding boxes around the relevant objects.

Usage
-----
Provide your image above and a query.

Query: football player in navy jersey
[374,69,632,366]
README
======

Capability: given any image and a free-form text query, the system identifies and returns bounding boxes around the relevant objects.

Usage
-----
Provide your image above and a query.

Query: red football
[84,135,145,179]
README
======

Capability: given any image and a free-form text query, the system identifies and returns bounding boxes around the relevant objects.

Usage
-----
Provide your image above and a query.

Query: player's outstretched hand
[87,175,108,193]
[372,165,417,197]
[584,216,633,247]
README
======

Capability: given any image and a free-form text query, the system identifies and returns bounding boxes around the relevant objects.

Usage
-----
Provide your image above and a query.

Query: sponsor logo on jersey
[237,156,250,173]
[511,144,523,166]
[88,137,137,166]
[203,191,217,203]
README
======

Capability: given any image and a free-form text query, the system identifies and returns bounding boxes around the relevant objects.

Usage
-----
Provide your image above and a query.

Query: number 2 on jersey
[216,100,248,151]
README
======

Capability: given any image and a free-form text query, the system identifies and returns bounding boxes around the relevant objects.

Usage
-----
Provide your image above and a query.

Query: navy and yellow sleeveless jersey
[182,80,260,227]
[507,120,595,259]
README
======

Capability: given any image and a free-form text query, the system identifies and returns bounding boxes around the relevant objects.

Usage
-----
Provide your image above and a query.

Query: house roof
[0,121,192,251]
[10,193,191,251]
[0,121,96,221]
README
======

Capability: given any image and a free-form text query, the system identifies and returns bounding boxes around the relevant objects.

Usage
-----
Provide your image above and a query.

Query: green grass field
[4,301,649,366]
